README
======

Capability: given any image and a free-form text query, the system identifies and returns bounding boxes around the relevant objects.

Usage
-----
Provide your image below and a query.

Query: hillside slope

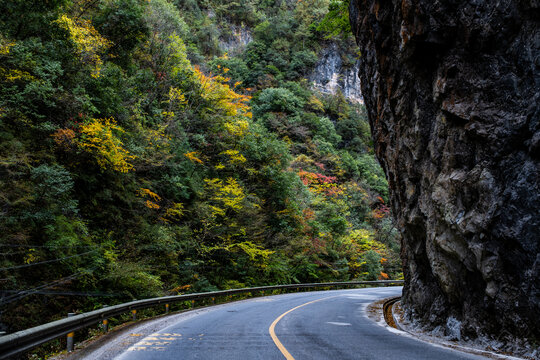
[0,0,400,338]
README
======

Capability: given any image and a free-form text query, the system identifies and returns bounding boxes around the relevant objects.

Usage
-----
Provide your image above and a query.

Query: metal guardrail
[0,280,403,359]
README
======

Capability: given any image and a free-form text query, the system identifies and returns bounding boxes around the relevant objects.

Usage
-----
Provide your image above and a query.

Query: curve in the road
[73,287,488,360]
[269,296,340,360]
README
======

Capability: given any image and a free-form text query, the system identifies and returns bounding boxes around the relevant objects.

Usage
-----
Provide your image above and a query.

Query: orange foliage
[184,151,203,164]
[145,200,160,209]
[137,188,161,201]
[303,208,315,220]
[52,128,76,149]
[137,188,161,210]
[372,204,390,219]
[170,284,192,294]
[298,169,345,197]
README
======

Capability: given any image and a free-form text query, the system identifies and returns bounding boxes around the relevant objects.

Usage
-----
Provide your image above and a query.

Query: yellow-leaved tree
[78,118,135,172]
[193,66,252,138]
[56,14,111,78]
[203,177,246,217]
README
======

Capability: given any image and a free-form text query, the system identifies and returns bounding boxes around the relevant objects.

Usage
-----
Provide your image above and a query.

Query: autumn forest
[0,0,401,335]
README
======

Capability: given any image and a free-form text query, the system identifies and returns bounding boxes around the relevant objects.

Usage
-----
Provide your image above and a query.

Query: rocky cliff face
[309,43,363,103]
[349,0,540,344]
[219,27,364,102]
[219,24,253,56]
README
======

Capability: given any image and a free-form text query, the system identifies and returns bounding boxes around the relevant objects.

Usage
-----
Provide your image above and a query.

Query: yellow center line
[269,296,341,360]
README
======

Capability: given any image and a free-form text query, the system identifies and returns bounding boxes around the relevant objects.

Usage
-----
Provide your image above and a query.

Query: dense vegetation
[0,0,400,333]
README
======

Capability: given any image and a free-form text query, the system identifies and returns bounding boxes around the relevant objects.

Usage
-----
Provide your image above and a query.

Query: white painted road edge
[363,300,527,360]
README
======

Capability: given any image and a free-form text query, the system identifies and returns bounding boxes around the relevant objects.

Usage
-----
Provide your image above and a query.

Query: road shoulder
[365,298,532,360]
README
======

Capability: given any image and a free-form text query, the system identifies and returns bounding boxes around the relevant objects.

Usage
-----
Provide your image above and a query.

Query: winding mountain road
[77,286,487,360]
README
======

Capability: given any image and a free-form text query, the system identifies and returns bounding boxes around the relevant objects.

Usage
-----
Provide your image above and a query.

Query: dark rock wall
[349,0,540,340]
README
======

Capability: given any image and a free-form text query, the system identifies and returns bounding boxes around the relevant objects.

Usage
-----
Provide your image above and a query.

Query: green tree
[316,0,351,39]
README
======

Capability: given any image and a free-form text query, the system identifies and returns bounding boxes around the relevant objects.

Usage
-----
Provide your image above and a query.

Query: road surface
[77,286,487,360]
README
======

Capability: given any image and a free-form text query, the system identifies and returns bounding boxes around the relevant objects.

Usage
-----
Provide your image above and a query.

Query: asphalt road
[78,286,487,360]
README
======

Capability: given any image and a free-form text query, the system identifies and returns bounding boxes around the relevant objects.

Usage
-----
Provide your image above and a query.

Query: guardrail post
[131,309,137,321]
[211,297,215,304]
[191,300,195,308]
[165,303,169,314]
[102,305,109,332]
[66,313,75,352]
